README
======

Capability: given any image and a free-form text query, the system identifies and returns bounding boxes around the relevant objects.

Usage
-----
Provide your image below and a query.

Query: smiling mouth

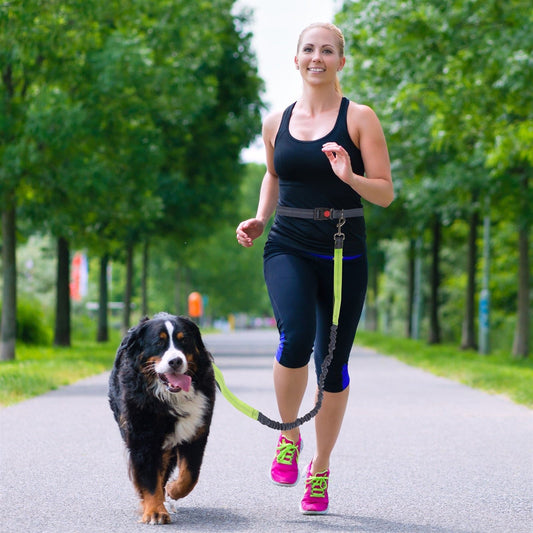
[308,67,326,72]
[158,372,192,393]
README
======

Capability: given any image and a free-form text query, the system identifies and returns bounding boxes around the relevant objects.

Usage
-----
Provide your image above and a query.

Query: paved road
[1,329,532,533]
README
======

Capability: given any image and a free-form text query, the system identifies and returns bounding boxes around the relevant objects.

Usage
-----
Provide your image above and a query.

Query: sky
[233,0,341,163]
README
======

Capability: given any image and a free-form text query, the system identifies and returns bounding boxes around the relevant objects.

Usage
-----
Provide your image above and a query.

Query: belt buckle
[314,207,333,220]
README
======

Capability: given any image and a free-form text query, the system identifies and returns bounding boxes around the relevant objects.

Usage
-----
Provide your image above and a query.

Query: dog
[109,313,216,524]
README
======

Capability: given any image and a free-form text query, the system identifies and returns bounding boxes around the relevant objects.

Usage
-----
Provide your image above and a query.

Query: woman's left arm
[322,103,393,208]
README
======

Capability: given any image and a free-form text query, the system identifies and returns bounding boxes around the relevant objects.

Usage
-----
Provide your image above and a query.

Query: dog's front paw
[140,505,171,525]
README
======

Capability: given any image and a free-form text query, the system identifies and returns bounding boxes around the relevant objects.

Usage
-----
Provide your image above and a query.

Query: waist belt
[276,205,364,220]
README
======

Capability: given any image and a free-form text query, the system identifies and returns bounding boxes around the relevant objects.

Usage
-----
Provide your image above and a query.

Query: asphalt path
[1,329,532,533]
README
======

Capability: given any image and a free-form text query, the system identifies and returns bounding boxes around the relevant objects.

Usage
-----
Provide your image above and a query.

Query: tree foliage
[2,0,529,359]
[337,0,531,355]
[0,0,263,354]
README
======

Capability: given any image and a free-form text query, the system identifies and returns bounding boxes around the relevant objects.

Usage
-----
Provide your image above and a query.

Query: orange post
[188,292,203,318]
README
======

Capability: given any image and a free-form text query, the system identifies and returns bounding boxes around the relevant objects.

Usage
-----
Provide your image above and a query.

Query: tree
[429,0,532,357]
[337,0,531,354]
[1,0,263,347]
[0,199,16,360]
[1,1,76,356]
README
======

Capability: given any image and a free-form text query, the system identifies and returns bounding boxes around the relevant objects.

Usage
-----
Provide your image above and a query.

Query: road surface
[1,329,531,532]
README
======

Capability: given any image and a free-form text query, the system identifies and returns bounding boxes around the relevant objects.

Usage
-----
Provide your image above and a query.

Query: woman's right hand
[236,218,265,247]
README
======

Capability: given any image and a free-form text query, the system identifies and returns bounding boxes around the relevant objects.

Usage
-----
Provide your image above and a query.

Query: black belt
[276,205,364,221]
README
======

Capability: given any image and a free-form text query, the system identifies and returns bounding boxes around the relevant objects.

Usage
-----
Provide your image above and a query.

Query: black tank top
[266,97,366,257]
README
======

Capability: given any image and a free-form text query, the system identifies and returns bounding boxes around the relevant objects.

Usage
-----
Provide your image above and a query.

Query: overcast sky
[234,0,341,163]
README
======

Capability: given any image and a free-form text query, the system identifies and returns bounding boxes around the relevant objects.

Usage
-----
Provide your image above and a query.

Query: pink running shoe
[270,434,302,486]
[300,462,329,514]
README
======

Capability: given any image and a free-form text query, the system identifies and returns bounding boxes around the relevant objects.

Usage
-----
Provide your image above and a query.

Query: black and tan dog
[109,313,215,524]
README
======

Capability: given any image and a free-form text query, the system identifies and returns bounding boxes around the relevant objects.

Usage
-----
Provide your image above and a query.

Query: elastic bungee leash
[213,206,362,430]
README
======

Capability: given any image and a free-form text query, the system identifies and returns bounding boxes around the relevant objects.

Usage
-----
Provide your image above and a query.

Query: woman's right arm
[236,112,282,248]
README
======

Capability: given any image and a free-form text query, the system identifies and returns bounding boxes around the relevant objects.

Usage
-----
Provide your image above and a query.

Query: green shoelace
[306,472,329,498]
[275,440,299,465]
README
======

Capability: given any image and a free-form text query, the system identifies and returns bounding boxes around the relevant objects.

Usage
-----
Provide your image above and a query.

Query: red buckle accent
[314,208,333,220]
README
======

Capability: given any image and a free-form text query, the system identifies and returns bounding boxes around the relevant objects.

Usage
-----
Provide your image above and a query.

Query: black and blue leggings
[264,248,367,393]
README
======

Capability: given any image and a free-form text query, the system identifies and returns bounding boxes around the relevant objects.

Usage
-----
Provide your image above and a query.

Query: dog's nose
[168,357,184,372]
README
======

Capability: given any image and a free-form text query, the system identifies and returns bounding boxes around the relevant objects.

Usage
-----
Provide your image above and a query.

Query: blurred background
[0,0,530,360]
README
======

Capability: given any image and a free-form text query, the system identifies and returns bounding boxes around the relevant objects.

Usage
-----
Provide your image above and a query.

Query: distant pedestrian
[236,22,393,514]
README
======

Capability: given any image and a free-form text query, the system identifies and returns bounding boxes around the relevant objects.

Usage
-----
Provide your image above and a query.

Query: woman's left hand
[322,142,353,185]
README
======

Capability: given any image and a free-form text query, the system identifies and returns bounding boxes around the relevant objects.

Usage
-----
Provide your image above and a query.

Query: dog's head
[116,313,212,395]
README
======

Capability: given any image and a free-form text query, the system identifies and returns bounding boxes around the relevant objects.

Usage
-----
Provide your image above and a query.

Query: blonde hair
[297,22,345,95]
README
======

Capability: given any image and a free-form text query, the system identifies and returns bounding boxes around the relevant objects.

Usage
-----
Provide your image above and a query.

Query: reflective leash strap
[332,215,346,326]
[212,363,260,420]
[213,214,346,430]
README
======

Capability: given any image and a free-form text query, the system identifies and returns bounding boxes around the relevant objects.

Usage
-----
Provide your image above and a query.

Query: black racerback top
[265,97,366,257]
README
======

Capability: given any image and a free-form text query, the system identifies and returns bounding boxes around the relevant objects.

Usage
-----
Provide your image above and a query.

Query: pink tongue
[165,373,191,392]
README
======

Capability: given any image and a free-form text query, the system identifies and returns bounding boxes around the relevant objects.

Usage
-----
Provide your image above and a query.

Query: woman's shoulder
[263,109,284,129]
[346,99,382,145]
[262,105,292,142]
[347,99,379,121]
[263,101,297,127]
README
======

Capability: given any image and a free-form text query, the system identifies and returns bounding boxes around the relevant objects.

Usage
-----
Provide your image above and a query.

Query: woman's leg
[311,387,349,473]
[311,254,367,473]
[264,252,318,442]
[273,362,308,443]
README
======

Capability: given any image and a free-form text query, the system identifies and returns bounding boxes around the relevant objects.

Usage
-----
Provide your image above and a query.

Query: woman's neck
[288,88,343,141]
[297,85,342,115]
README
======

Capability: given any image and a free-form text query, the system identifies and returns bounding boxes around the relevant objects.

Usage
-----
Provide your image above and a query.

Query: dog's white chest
[162,391,209,449]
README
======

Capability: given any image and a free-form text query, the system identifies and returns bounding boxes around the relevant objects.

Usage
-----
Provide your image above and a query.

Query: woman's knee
[322,362,350,393]
[276,327,314,368]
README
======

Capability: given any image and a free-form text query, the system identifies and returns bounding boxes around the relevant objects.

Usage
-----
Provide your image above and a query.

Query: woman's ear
[294,56,299,70]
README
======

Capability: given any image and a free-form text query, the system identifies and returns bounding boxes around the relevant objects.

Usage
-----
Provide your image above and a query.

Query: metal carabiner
[334,211,346,249]
[335,211,346,238]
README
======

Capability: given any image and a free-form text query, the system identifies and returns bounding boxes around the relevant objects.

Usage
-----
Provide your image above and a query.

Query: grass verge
[1,330,531,409]
[357,331,533,409]
[0,336,119,407]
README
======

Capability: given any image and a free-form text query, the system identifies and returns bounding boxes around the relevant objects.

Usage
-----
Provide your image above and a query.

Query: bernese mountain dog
[109,313,216,525]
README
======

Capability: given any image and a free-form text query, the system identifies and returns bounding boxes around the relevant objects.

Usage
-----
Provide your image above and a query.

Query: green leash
[213,216,346,430]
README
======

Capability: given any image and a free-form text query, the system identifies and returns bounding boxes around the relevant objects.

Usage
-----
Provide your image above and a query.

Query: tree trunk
[122,244,134,335]
[175,264,191,316]
[411,236,423,340]
[97,254,109,342]
[141,240,149,317]
[461,208,479,350]
[513,219,530,358]
[54,236,71,346]
[1,200,17,361]
[428,216,441,344]
[365,261,379,331]
[174,265,182,316]
[406,239,415,338]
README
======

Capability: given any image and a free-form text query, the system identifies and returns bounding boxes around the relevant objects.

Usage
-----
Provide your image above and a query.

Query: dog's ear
[179,315,213,360]
[115,316,150,360]
[178,315,200,335]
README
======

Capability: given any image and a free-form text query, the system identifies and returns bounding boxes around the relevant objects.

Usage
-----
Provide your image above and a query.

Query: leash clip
[334,211,345,249]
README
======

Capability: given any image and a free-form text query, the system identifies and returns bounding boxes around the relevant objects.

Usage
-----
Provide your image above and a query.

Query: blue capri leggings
[263,249,367,393]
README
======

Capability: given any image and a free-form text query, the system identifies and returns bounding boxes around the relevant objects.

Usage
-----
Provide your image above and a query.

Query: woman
[236,22,393,514]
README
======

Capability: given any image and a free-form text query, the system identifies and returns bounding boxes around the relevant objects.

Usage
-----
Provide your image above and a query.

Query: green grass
[357,331,533,408]
[0,335,119,407]
[1,330,531,409]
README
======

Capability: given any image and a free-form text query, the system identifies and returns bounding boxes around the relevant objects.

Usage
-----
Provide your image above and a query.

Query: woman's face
[295,27,345,86]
